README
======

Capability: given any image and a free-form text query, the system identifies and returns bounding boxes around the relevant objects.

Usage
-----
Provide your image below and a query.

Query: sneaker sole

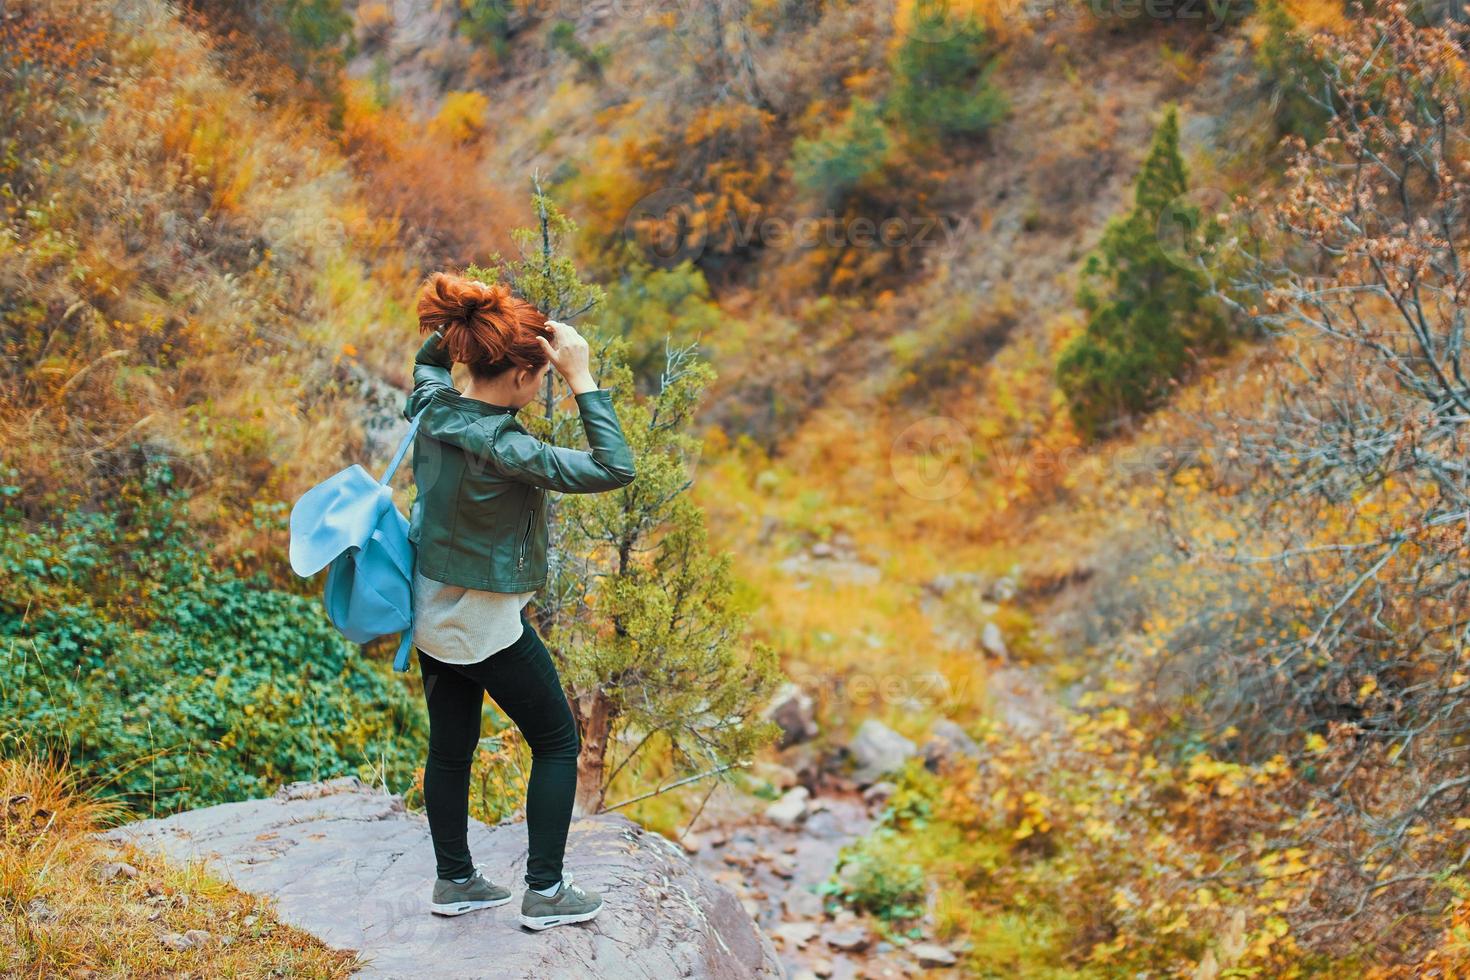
[518,903,604,931]
[429,896,513,916]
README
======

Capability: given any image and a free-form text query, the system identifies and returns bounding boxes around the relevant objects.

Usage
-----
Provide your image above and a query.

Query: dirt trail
[683,783,957,980]
[679,654,1066,978]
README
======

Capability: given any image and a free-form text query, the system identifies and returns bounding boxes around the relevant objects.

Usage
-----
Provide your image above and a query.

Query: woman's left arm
[487,388,637,493]
[405,331,454,419]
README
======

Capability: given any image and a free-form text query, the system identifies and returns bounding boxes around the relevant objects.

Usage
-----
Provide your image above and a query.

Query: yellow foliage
[0,756,355,975]
[1283,0,1349,32]
[431,90,491,145]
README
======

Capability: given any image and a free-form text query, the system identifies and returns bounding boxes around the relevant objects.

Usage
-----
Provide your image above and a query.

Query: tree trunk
[571,689,615,815]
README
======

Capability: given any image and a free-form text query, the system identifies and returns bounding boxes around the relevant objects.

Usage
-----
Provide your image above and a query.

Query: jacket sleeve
[489,388,637,493]
[404,332,455,420]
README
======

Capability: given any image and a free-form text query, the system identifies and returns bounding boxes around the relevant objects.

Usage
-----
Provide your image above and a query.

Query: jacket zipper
[517,507,535,570]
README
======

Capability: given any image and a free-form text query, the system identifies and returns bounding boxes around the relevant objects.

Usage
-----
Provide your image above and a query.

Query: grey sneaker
[430,870,513,916]
[518,873,604,931]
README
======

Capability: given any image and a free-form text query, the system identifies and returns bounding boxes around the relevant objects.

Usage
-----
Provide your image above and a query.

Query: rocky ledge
[107,777,783,980]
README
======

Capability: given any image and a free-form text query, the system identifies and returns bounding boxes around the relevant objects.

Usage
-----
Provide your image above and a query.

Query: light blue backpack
[288,411,425,672]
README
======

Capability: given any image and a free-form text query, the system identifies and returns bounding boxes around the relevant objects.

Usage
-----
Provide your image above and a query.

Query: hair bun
[417,272,548,378]
[472,283,509,317]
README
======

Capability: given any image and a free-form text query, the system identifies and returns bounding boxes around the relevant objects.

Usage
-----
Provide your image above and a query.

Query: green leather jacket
[402,332,636,592]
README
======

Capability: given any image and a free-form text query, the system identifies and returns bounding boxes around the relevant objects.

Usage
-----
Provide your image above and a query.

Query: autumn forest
[4,0,1470,975]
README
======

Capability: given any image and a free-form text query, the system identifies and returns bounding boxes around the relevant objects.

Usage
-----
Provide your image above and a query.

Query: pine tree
[1254,0,1334,144]
[791,98,891,208]
[472,190,782,815]
[887,9,1006,143]
[1056,106,1227,439]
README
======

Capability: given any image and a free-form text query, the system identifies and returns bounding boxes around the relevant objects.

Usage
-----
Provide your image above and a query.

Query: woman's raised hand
[537,320,597,394]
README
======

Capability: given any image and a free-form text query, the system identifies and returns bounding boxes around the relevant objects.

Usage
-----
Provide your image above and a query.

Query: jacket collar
[430,386,518,416]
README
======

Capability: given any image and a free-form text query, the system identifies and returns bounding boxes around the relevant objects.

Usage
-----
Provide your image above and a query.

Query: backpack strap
[393,630,414,672]
[380,409,427,485]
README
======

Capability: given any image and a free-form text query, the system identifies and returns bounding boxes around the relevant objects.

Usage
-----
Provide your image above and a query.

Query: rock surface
[766,682,820,747]
[909,942,959,967]
[108,777,783,980]
[980,621,1009,659]
[680,784,952,980]
[847,720,918,786]
[922,719,981,771]
[765,786,811,828]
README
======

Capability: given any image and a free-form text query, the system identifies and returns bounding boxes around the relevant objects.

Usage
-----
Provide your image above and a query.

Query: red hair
[416,272,550,380]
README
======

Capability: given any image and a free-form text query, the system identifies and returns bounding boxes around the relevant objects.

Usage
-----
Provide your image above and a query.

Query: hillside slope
[7,0,1468,973]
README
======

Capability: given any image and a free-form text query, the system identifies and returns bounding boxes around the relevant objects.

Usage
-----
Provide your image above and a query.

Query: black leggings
[416,614,580,889]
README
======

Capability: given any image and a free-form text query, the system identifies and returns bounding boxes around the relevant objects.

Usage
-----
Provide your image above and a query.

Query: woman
[402,271,636,930]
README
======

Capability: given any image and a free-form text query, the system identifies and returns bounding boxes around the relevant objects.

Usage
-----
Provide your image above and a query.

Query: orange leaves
[569,100,778,275]
[0,0,109,78]
[337,79,519,264]
[1391,888,1470,977]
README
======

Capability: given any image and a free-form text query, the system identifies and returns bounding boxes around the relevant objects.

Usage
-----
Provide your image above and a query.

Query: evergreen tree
[887,10,1006,143]
[1255,0,1334,145]
[472,191,781,814]
[792,98,891,208]
[1056,107,1227,439]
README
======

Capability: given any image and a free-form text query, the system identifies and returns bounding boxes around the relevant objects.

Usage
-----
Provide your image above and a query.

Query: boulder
[920,571,987,596]
[822,924,871,952]
[980,622,1009,659]
[922,719,981,771]
[108,778,782,979]
[95,860,140,881]
[909,941,959,967]
[771,920,820,949]
[764,786,811,828]
[776,553,881,587]
[752,760,800,792]
[847,720,918,785]
[861,781,897,809]
[989,571,1018,602]
[765,683,819,747]
[782,889,824,920]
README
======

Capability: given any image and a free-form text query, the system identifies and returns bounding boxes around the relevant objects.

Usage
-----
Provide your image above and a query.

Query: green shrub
[791,98,892,207]
[549,20,610,83]
[187,0,353,88]
[823,826,930,922]
[1254,0,1335,144]
[281,0,354,54]
[0,465,425,815]
[598,257,729,391]
[1056,106,1228,439]
[887,11,1006,143]
[1081,0,1248,33]
[459,0,514,60]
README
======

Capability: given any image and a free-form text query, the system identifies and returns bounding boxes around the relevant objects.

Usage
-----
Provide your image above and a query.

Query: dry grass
[0,755,356,978]
[0,0,440,567]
